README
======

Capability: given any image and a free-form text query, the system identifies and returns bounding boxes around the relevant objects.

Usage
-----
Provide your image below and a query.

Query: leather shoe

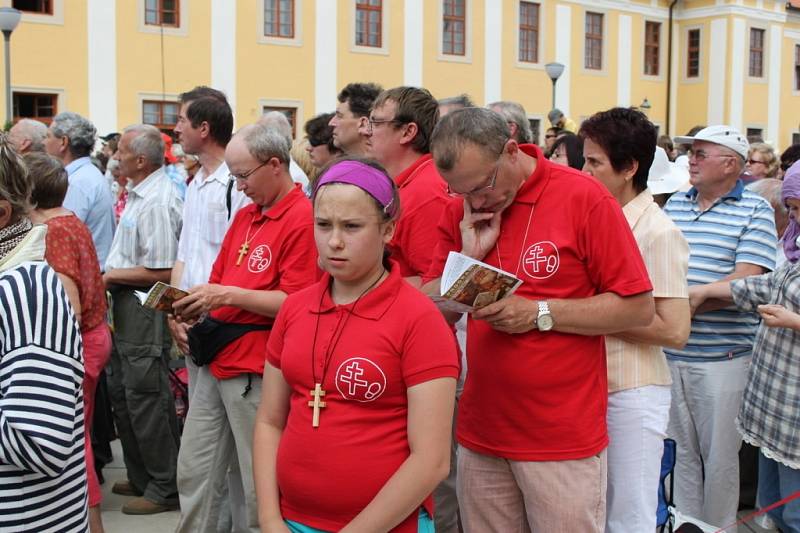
[121,497,178,515]
[111,480,143,497]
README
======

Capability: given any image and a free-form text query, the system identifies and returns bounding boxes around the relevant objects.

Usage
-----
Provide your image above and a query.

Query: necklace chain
[310,269,387,389]
[495,203,535,277]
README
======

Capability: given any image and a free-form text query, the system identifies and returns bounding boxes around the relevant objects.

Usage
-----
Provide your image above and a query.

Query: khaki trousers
[457,446,607,533]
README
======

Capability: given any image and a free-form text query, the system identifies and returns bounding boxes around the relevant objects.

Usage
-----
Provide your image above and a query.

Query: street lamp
[544,62,565,110]
[0,7,21,127]
[640,97,652,112]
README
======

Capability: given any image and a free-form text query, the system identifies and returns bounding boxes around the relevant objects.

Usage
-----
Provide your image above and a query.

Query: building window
[687,29,700,78]
[355,0,382,48]
[442,0,466,56]
[749,28,765,78]
[518,2,539,64]
[746,128,764,143]
[795,45,800,91]
[143,100,180,134]
[263,106,297,139]
[644,21,661,76]
[528,118,540,145]
[12,0,52,14]
[584,12,603,70]
[264,0,294,38]
[13,92,57,125]
[145,0,179,27]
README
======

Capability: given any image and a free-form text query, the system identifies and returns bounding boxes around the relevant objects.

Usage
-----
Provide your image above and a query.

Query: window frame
[442,0,466,57]
[644,20,661,77]
[12,91,58,125]
[12,0,52,15]
[686,27,701,80]
[263,0,295,39]
[351,0,389,54]
[259,98,305,141]
[138,0,188,37]
[355,0,382,48]
[795,43,800,92]
[142,99,181,135]
[518,1,540,64]
[749,27,765,79]
[583,11,605,73]
[144,0,180,28]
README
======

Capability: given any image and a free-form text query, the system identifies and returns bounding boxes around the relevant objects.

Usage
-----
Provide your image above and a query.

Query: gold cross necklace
[236,213,268,266]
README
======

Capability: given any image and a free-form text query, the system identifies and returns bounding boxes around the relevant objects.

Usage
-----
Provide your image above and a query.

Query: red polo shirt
[426,144,652,461]
[208,185,317,379]
[389,154,450,277]
[266,264,459,532]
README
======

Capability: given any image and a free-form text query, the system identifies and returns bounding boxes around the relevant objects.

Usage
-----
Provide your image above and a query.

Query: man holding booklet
[423,108,655,532]
[171,123,317,532]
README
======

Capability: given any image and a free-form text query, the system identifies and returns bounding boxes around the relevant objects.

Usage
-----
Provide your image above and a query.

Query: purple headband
[314,160,396,215]
[782,161,800,263]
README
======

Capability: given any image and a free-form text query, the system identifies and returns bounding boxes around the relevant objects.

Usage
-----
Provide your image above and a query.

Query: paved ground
[99,439,179,532]
[97,437,778,533]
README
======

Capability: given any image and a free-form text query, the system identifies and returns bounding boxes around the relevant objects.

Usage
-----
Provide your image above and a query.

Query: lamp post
[0,8,21,127]
[544,62,565,110]
[640,97,652,113]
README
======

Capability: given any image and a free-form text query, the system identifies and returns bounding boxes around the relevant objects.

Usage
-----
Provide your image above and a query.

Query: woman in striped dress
[0,136,88,532]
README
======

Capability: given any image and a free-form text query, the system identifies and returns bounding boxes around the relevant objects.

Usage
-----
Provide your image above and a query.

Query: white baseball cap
[673,125,749,159]
[647,147,690,195]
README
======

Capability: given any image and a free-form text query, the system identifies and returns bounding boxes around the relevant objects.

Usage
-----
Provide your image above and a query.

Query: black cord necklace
[307,268,386,427]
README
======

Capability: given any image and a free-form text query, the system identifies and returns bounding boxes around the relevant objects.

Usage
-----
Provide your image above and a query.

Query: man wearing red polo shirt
[172,123,317,532]
[359,86,449,283]
[424,108,655,532]
[359,85,458,531]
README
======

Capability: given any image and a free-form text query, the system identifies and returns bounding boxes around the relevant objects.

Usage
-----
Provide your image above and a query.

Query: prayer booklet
[433,251,522,313]
[134,282,189,313]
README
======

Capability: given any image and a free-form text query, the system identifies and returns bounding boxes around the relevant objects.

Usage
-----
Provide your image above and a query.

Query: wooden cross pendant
[236,242,249,266]
[308,383,327,428]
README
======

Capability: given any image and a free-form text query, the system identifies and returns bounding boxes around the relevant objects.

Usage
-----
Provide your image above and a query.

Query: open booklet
[134,282,189,313]
[432,251,522,313]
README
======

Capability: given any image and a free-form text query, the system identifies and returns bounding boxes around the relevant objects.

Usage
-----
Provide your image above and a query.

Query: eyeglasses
[747,159,765,165]
[230,160,269,182]
[308,137,326,147]
[446,140,508,197]
[689,150,738,162]
[545,134,557,139]
[366,117,402,135]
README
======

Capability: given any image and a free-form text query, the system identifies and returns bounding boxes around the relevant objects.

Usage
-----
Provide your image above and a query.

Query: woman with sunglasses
[253,158,458,533]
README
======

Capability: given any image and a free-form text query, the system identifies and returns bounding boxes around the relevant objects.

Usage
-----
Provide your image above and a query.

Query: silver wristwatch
[536,301,554,331]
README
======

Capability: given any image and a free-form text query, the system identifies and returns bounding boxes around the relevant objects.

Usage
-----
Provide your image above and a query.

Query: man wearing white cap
[663,125,777,529]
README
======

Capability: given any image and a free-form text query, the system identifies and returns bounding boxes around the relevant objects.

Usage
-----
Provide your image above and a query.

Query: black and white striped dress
[0,261,88,532]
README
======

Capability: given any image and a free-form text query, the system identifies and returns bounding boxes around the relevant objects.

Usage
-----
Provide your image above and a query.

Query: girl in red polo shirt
[253,158,459,533]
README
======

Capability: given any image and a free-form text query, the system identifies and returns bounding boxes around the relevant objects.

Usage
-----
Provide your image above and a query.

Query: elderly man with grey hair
[8,118,48,154]
[488,100,533,144]
[103,123,184,516]
[258,111,310,192]
[45,111,115,269]
[438,93,475,117]
[171,123,317,532]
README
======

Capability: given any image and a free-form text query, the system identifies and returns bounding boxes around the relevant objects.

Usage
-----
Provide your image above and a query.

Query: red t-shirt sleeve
[579,196,653,296]
[266,299,291,369]
[422,200,464,284]
[401,304,460,387]
[392,196,450,278]
[276,220,317,294]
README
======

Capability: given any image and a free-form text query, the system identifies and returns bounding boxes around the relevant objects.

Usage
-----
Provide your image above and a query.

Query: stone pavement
[100,439,179,533]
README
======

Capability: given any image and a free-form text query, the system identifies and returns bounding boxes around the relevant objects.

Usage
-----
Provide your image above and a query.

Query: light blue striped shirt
[663,180,777,361]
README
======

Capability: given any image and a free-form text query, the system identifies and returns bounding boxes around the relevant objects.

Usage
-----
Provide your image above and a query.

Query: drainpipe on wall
[666,0,679,136]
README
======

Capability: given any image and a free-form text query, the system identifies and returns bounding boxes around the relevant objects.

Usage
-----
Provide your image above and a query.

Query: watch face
[538,314,554,331]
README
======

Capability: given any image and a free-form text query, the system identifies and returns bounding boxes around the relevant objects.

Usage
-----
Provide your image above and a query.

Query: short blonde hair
[0,134,31,218]
[749,143,779,178]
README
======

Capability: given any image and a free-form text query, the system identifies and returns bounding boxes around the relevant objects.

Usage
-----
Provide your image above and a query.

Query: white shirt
[105,167,183,271]
[289,157,310,193]
[176,161,250,290]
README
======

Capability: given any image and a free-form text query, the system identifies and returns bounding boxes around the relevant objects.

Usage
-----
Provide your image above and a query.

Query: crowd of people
[0,81,798,533]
